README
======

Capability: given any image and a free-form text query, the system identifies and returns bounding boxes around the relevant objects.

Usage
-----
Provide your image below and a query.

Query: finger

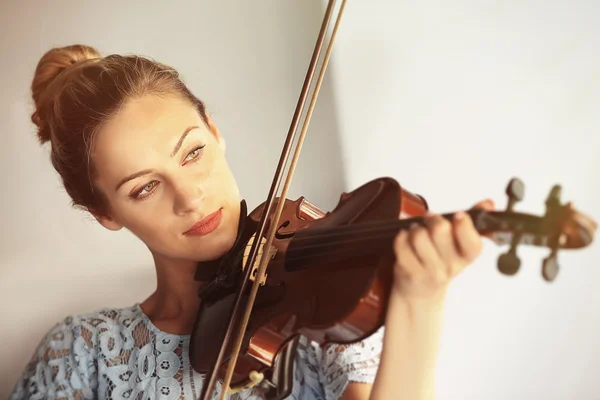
[453,211,483,267]
[393,229,423,279]
[471,198,495,211]
[423,213,459,274]
[408,220,445,276]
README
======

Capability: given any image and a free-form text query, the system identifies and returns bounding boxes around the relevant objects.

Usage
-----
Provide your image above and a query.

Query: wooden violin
[189,1,597,399]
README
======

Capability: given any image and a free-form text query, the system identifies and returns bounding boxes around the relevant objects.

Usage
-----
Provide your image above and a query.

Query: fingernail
[454,211,466,220]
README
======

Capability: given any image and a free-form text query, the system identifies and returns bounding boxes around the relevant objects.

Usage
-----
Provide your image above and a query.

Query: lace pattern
[10,304,383,400]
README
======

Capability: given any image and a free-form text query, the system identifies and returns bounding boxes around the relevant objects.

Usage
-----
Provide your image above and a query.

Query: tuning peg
[497,239,521,276]
[545,184,562,211]
[505,178,525,212]
[497,250,521,276]
[541,247,560,282]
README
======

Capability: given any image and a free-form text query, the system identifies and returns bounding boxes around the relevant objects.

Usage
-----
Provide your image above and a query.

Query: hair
[31,44,210,214]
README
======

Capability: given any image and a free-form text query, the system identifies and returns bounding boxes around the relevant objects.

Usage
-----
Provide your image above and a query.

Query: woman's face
[91,94,241,262]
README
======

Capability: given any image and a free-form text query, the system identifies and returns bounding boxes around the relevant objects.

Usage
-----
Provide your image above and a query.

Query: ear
[88,208,123,231]
[206,114,226,153]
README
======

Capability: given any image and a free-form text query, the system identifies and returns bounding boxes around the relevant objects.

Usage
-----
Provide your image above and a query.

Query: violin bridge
[243,234,278,285]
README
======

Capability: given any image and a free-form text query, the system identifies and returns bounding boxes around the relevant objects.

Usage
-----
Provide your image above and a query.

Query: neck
[140,252,205,335]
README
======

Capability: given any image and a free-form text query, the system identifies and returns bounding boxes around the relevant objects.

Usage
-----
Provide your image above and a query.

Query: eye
[184,145,205,163]
[133,181,159,199]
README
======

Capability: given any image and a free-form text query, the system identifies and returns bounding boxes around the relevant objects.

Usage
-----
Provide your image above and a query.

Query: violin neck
[397,209,491,232]
[284,209,493,272]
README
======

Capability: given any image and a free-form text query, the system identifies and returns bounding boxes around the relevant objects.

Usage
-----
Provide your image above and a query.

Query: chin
[188,223,239,262]
[202,236,237,261]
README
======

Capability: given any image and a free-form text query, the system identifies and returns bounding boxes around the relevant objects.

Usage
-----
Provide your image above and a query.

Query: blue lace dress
[9,304,384,399]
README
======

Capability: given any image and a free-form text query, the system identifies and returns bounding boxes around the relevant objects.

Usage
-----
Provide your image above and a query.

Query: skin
[90,93,493,399]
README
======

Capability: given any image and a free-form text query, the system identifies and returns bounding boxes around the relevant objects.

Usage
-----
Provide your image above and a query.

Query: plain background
[1,0,599,399]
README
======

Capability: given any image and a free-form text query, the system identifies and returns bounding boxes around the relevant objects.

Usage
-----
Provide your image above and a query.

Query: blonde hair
[31,44,209,213]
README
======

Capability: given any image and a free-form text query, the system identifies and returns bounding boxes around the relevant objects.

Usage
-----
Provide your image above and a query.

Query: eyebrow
[170,126,199,157]
[115,126,200,191]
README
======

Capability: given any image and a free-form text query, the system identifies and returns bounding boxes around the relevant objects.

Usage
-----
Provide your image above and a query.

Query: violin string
[230,246,386,276]
[289,221,413,240]
[236,232,395,268]
[274,211,530,248]
[230,231,527,278]
[238,229,500,274]
[234,237,386,269]
[238,219,414,257]
[282,229,502,262]
[281,211,462,243]
[238,220,422,263]
[236,223,401,259]
[276,213,446,247]
[281,231,532,265]
[243,229,399,255]
[234,215,536,267]
[245,217,422,248]
[288,234,393,253]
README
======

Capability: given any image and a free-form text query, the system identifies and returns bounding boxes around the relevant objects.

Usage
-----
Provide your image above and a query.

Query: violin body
[190,177,428,396]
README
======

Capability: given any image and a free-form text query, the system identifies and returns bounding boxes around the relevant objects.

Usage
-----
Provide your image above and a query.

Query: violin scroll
[493,177,597,282]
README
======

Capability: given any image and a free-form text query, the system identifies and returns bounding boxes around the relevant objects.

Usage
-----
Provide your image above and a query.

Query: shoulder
[295,327,385,400]
[9,304,143,400]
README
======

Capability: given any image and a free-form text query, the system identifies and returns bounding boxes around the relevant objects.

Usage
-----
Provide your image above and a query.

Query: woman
[11,44,493,400]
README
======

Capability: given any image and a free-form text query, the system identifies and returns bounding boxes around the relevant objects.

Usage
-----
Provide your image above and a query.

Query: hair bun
[31,44,101,143]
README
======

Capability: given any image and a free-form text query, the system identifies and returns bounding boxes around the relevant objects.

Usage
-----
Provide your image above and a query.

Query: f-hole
[275,220,293,239]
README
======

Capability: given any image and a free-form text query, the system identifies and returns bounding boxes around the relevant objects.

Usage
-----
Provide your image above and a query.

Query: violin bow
[199,1,347,398]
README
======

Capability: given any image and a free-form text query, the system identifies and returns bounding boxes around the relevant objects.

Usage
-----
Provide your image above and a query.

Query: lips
[184,209,223,236]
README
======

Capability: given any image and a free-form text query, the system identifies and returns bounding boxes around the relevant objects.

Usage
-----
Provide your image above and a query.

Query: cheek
[204,157,239,198]
[218,172,240,202]
[112,199,174,239]
[126,214,167,239]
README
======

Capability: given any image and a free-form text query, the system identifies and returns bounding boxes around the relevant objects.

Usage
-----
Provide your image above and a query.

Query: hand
[392,199,495,302]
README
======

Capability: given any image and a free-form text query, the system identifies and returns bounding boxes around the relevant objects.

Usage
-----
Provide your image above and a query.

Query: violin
[189,1,597,399]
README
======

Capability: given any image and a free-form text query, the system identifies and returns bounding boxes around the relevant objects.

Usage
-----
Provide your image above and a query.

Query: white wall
[0,0,346,395]
[325,1,600,399]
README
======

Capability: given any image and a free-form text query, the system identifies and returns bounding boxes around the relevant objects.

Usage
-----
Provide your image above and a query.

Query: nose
[173,180,205,216]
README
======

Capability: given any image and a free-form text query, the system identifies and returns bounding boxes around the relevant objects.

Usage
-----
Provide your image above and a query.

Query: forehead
[92,95,207,180]
[97,95,204,148]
